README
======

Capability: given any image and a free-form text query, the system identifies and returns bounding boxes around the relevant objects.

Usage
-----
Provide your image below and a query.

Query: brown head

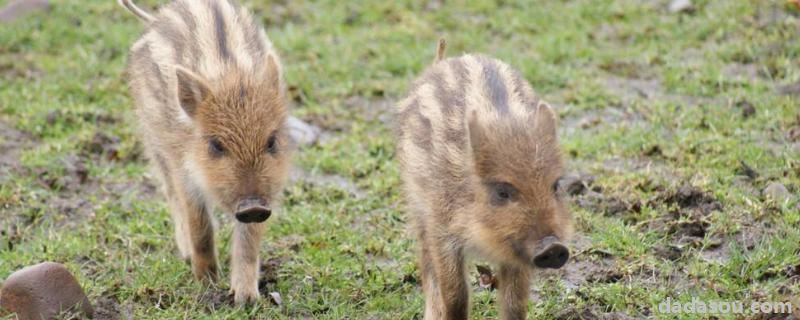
[175,56,290,223]
[463,102,572,269]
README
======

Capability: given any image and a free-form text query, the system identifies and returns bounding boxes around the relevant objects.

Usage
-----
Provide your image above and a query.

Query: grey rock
[668,0,694,13]
[0,0,50,23]
[287,116,322,146]
[763,182,792,202]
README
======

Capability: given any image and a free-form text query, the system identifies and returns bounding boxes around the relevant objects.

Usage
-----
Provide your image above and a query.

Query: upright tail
[434,38,447,63]
[118,0,154,23]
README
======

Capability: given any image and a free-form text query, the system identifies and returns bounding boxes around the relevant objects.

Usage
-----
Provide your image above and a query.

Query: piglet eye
[497,188,511,199]
[488,182,517,206]
[265,133,278,155]
[208,137,225,157]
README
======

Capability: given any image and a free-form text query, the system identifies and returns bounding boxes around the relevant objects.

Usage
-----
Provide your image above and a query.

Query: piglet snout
[532,236,569,269]
[235,199,271,223]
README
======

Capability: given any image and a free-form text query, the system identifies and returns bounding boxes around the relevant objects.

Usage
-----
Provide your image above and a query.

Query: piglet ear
[533,102,558,139]
[468,110,483,154]
[468,110,491,176]
[263,54,283,91]
[174,65,212,118]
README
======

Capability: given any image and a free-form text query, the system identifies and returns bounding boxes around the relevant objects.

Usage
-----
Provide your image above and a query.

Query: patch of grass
[1,0,798,319]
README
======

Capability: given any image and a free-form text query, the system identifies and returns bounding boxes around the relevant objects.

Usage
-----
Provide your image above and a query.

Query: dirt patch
[258,256,285,296]
[598,60,655,79]
[80,132,123,162]
[561,171,643,218]
[555,235,621,290]
[0,121,155,229]
[723,63,761,81]
[600,157,680,181]
[198,289,234,312]
[45,109,119,127]
[2,148,158,236]
[560,105,647,137]
[342,96,395,124]
[557,173,597,197]
[35,155,89,191]
[697,222,769,265]
[574,191,638,218]
[299,111,350,133]
[661,185,722,212]
[133,287,174,310]
[568,172,734,265]
[0,120,34,181]
[300,95,394,133]
[554,304,636,320]
[753,3,795,28]
[92,296,122,320]
[252,0,304,26]
[561,256,620,289]
[602,75,716,108]
[735,100,757,119]
[654,244,684,261]
[779,81,800,97]
[77,131,142,163]
[646,184,722,241]
[786,115,800,142]
[290,167,365,199]
[0,59,44,80]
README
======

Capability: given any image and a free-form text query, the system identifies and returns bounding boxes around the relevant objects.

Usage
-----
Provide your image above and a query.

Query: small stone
[287,116,322,146]
[268,292,282,306]
[668,0,694,13]
[763,182,792,203]
[0,0,50,23]
[735,160,758,180]
[736,100,756,119]
[558,173,595,196]
[0,262,93,319]
[779,82,800,96]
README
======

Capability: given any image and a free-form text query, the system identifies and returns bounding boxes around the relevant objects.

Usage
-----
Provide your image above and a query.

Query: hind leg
[150,154,193,261]
[168,194,193,261]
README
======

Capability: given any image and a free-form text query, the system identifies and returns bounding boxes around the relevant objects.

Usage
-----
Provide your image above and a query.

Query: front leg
[176,184,218,282]
[230,222,265,304]
[497,264,530,320]
[428,239,468,320]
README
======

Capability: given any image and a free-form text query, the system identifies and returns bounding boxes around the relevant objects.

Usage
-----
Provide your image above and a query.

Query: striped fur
[396,50,573,319]
[120,0,290,305]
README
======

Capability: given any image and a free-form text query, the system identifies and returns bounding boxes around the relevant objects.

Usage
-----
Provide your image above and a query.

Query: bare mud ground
[1,0,799,319]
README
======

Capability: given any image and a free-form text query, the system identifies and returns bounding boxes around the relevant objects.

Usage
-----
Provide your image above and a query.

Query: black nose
[533,243,569,269]
[235,207,271,223]
[235,199,271,223]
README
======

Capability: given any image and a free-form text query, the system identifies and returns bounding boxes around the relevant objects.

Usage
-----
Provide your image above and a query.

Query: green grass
[1,0,799,319]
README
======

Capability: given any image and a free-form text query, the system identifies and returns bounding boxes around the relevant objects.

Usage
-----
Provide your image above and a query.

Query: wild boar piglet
[119,0,290,304]
[396,40,573,320]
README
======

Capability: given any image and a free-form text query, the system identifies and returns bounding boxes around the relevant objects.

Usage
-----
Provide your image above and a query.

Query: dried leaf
[476,265,496,291]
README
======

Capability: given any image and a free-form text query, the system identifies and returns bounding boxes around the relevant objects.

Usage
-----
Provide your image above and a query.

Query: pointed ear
[533,102,558,138]
[175,65,212,118]
[468,110,482,153]
[263,54,283,91]
[468,110,489,176]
